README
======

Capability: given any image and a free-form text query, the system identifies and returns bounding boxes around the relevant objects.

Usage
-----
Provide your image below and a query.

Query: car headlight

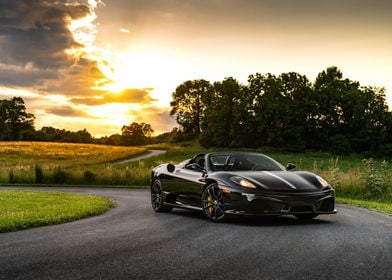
[316,176,330,187]
[230,176,257,189]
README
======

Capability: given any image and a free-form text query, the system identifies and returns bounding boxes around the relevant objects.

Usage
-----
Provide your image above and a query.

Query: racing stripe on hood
[263,171,297,189]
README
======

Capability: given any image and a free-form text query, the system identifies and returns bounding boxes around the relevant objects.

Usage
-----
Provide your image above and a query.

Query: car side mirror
[167,163,175,173]
[286,163,296,171]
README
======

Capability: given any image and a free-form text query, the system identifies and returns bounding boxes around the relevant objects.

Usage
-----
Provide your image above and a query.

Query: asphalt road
[113,150,166,165]
[1,187,391,280]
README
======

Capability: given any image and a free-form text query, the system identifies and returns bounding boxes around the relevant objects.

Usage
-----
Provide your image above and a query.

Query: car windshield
[208,153,285,172]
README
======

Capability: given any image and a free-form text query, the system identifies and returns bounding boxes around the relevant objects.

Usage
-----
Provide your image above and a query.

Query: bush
[330,134,352,155]
[84,170,96,184]
[52,167,69,184]
[328,157,341,191]
[8,170,15,184]
[362,158,390,198]
[35,164,44,183]
[374,143,392,157]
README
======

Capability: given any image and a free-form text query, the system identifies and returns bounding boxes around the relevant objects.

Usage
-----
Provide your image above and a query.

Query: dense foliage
[2,66,391,154]
[170,67,392,156]
[0,97,35,140]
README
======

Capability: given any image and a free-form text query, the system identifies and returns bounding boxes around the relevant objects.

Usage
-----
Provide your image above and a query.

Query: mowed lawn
[0,190,113,233]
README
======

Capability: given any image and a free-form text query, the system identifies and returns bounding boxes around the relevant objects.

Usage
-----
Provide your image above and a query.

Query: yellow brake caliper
[207,195,213,214]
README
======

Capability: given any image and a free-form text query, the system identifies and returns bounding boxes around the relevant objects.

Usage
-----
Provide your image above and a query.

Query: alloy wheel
[151,179,172,212]
[202,184,225,222]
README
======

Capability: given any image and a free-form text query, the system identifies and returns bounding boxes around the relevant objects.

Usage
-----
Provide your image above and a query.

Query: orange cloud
[45,106,91,118]
[70,88,156,105]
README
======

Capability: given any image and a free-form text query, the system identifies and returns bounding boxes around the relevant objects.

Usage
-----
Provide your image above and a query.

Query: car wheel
[294,213,318,220]
[202,183,225,222]
[151,179,172,213]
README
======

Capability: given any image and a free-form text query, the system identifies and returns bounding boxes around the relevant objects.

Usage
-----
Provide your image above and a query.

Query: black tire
[151,179,172,213]
[202,183,226,222]
[294,213,318,220]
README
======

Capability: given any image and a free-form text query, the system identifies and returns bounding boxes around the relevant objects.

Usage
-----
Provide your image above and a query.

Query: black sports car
[150,151,336,222]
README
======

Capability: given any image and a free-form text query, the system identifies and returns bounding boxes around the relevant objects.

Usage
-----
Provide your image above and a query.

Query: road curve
[113,149,166,165]
[0,187,391,280]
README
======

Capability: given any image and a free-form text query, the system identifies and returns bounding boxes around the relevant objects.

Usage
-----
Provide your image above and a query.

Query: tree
[170,79,212,136]
[121,122,154,145]
[247,73,286,147]
[100,134,123,146]
[170,67,392,156]
[200,77,243,147]
[313,66,391,152]
[62,129,93,143]
[278,72,315,150]
[0,97,35,140]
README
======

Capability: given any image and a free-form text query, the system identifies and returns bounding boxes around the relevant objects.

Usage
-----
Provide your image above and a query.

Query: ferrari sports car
[150,152,336,222]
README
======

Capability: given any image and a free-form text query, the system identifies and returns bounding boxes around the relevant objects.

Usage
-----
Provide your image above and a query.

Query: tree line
[2,66,391,156]
[0,97,153,145]
[170,66,392,156]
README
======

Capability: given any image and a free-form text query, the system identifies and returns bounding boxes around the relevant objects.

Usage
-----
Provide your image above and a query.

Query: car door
[171,167,205,208]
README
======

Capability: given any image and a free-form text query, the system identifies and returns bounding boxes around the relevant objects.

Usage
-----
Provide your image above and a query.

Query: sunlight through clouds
[1,0,391,136]
[0,0,175,135]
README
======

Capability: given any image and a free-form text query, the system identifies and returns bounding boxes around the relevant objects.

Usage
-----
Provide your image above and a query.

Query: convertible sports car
[150,152,336,222]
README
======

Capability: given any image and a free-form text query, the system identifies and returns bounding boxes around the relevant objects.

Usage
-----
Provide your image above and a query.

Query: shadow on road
[168,209,333,227]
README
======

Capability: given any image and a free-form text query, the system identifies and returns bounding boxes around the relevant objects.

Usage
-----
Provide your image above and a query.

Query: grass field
[0,190,113,233]
[0,141,391,215]
[0,142,147,185]
[0,141,147,167]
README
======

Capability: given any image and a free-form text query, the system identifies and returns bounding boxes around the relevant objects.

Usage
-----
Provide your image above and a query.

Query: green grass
[0,190,113,233]
[0,141,148,185]
[0,140,391,216]
[337,197,392,215]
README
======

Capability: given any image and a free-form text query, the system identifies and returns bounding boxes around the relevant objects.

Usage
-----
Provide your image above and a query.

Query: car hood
[235,171,321,192]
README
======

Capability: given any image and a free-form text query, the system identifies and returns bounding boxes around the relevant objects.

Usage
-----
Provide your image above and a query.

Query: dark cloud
[0,63,59,87]
[0,0,89,69]
[42,57,109,96]
[45,105,90,118]
[70,88,156,105]
[0,0,110,97]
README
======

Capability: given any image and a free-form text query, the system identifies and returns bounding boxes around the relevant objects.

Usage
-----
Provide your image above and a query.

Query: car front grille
[247,199,284,213]
[290,206,313,213]
[318,197,335,211]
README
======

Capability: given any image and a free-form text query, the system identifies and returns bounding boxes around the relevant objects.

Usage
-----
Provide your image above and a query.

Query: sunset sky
[0,0,391,136]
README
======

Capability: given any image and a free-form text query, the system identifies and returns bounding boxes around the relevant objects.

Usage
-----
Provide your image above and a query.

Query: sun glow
[98,46,184,107]
[65,0,181,110]
[88,103,141,126]
[67,5,175,108]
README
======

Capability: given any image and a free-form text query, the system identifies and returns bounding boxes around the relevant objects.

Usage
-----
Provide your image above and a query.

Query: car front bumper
[219,187,337,216]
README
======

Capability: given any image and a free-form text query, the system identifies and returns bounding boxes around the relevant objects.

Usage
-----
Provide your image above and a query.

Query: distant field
[0,142,147,167]
[0,142,147,185]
